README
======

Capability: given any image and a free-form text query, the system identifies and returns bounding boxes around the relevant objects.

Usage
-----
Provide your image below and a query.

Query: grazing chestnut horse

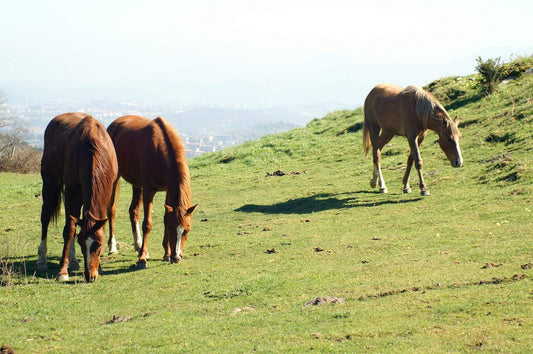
[363,84,463,195]
[37,113,118,282]
[107,115,197,268]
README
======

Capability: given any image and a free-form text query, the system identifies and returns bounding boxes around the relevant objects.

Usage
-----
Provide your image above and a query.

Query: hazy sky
[1,0,532,107]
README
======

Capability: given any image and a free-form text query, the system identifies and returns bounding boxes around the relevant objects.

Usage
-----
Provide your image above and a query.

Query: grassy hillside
[1,62,533,352]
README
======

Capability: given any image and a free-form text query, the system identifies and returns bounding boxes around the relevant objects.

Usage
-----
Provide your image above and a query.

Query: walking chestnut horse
[363,84,463,195]
[107,115,197,268]
[37,113,118,282]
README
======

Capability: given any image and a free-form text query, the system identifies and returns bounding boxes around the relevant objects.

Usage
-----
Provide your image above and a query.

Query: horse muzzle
[451,158,463,168]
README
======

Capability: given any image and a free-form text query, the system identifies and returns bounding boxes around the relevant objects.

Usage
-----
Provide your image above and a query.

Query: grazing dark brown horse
[363,84,463,195]
[107,115,197,268]
[37,113,118,282]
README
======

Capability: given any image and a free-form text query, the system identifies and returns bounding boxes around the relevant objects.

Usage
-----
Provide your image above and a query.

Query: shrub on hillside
[500,55,533,78]
[475,56,503,96]
[475,55,533,96]
[0,137,41,173]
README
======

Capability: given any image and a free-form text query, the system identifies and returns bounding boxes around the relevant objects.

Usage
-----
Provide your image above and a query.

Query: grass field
[1,68,532,352]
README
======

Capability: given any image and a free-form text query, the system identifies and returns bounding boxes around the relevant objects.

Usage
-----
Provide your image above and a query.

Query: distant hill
[191,56,533,189]
[164,106,308,139]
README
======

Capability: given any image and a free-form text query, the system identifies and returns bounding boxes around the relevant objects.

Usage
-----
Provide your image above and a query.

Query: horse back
[42,112,92,182]
[42,113,118,216]
[108,115,188,191]
[364,84,417,136]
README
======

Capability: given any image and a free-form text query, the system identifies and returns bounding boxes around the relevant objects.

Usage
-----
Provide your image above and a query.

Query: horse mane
[402,85,450,130]
[152,117,192,214]
[78,116,117,219]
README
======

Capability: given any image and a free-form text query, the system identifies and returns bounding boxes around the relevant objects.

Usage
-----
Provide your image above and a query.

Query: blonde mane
[402,85,450,130]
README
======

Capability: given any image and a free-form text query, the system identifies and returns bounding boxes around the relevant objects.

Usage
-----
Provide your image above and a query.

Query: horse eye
[447,138,453,142]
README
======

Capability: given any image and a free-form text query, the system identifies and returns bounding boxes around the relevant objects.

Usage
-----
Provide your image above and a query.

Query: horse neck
[165,162,191,211]
[80,147,114,221]
[425,117,442,133]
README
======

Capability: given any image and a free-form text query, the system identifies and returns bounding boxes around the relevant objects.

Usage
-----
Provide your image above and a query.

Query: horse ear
[93,218,107,231]
[454,115,460,125]
[164,204,174,213]
[69,215,81,226]
[186,204,198,216]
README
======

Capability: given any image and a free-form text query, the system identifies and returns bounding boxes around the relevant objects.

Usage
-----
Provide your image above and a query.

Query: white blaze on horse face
[455,139,463,167]
[85,236,95,271]
[176,225,185,258]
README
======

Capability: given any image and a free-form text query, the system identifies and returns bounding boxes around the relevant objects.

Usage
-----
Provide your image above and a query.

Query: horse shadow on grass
[2,253,141,285]
[235,191,422,215]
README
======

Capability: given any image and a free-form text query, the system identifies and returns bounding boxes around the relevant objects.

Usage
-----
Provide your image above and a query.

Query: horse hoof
[36,262,48,271]
[403,188,412,194]
[136,260,147,269]
[421,190,430,196]
[56,274,69,282]
[108,249,119,255]
[170,256,182,264]
[379,187,388,194]
[370,180,377,188]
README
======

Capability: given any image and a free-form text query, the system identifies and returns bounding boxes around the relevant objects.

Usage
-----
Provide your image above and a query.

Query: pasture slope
[1,65,533,352]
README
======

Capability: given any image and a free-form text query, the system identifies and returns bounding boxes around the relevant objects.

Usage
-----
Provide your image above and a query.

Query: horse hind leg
[37,178,62,271]
[37,224,49,271]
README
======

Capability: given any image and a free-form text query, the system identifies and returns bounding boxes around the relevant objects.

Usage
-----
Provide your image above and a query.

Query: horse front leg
[408,136,429,196]
[57,216,78,282]
[137,189,156,269]
[162,227,171,262]
[129,187,143,252]
[107,178,120,255]
[402,155,414,193]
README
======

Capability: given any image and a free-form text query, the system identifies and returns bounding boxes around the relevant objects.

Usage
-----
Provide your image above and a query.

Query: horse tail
[45,181,63,225]
[363,123,372,156]
[363,105,372,156]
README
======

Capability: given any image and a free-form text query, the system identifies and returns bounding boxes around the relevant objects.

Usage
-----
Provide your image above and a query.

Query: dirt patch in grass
[358,274,527,301]
[265,170,307,177]
[304,296,345,308]
[1,344,15,354]
[105,315,133,325]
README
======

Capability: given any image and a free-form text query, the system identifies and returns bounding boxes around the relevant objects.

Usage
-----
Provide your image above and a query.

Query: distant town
[8,99,326,158]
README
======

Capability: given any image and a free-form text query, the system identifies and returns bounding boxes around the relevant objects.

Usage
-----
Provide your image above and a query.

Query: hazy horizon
[1,1,532,112]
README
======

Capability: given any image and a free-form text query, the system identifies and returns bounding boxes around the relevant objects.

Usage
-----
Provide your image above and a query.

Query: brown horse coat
[107,115,196,268]
[38,112,118,281]
[363,84,462,195]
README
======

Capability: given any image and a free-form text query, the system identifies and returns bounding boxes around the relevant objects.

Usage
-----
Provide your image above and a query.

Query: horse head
[164,204,198,263]
[71,212,107,282]
[435,112,463,168]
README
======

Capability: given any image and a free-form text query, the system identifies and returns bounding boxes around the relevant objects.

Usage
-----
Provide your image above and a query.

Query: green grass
[1,65,533,352]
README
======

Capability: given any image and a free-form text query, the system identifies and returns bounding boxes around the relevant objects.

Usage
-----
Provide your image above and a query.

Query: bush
[500,56,533,78]
[0,139,41,173]
[475,56,503,96]
[475,55,533,96]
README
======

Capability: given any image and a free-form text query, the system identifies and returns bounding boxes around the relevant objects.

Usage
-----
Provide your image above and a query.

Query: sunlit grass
[1,69,532,352]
